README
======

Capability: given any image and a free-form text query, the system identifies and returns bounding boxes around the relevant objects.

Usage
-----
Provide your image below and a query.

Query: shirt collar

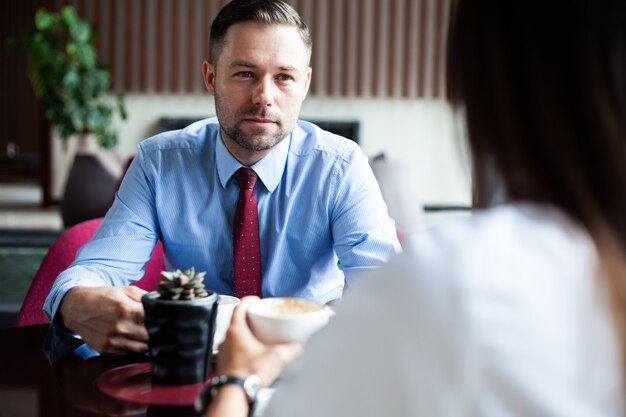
[216,130,291,193]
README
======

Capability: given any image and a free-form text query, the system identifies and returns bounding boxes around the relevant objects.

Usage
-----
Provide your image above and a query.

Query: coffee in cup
[247,297,333,344]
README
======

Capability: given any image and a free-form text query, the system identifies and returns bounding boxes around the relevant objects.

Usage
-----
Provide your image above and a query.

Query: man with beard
[43,0,400,355]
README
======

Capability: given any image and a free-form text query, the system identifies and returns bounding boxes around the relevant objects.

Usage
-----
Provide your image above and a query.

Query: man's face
[204,22,311,162]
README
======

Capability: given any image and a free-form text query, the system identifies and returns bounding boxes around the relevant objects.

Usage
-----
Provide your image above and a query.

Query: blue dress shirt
[44,118,400,321]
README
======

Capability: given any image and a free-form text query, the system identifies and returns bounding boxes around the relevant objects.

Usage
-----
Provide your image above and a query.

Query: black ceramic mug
[142,291,219,386]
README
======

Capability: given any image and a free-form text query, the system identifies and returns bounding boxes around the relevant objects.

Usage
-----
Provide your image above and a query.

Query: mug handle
[204,300,219,378]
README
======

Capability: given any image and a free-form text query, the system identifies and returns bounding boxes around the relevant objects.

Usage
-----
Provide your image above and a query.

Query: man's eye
[276,74,294,81]
[236,71,254,78]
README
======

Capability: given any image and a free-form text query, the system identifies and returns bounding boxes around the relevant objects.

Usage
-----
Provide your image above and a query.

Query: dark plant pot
[141,291,219,386]
[61,152,121,227]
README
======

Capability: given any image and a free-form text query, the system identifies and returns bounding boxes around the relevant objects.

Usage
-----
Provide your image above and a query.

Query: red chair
[15,218,165,326]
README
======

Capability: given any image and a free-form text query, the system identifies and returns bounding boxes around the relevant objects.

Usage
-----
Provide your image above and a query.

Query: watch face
[243,374,262,401]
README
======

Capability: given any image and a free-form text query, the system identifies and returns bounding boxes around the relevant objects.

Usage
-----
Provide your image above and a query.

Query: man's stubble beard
[215,92,289,152]
[223,123,285,152]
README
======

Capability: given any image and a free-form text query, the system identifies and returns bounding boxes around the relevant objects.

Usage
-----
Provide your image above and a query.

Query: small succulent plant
[157,267,209,301]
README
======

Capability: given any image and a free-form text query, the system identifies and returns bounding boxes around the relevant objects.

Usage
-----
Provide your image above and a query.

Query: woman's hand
[216,296,304,387]
[205,296,304,417]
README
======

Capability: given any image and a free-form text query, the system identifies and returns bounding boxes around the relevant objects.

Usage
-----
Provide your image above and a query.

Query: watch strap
[195,374,261,414]
[211,375,247,391]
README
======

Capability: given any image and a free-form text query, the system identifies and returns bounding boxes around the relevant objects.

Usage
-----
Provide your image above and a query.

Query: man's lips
[244,117,276,124]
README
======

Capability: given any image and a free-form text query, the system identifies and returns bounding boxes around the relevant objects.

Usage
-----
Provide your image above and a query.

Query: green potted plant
[8,5,127,225]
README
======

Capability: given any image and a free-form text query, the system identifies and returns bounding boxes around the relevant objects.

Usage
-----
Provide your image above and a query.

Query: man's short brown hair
[209,0,312,64]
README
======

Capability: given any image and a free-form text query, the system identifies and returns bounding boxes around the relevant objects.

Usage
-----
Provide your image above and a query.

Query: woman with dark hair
[204,1,626,416]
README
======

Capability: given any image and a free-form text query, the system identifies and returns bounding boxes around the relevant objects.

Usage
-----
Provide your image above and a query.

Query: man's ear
[303,67,312,98]
[203,60,216,95]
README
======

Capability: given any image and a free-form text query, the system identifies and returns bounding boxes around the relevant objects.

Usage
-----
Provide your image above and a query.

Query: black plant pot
[61,152,121,227]
[142,291,219,386]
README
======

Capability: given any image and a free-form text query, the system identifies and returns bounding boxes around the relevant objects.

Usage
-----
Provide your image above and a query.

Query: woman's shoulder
[404,203,594,273]
[375,203,599,325]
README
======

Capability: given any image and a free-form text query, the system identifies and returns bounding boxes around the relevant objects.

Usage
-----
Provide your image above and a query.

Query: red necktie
[233,168,262,297]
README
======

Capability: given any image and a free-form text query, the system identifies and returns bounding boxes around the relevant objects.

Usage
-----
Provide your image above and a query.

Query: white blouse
[266,203,623,417]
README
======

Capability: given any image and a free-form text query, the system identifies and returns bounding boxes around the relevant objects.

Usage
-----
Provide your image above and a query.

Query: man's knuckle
[111,322,127,335]
[116,303,133,318]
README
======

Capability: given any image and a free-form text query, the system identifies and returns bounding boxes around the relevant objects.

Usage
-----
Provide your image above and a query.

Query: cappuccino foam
[268,298,324,315]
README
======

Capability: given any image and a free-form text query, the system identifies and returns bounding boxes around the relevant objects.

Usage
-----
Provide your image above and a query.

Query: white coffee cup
[247,297,333,345]
[213,294,240,350]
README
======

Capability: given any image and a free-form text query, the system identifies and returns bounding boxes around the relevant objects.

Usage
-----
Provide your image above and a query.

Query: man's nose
[252,78,274,107]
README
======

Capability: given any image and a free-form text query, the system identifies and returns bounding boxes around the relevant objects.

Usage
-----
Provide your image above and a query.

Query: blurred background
[0,0,470,326]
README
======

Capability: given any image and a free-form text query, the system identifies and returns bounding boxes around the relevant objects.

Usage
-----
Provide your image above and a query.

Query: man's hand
[59,286,149,354]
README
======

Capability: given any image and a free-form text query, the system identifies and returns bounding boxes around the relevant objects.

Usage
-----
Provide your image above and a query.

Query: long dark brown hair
[447,0,626,371]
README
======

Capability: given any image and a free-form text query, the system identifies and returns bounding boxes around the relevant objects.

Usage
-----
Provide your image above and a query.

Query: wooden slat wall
[62,0,450,99]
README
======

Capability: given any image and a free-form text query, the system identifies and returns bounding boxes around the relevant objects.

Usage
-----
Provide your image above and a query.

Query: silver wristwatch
[195,374,262,413]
